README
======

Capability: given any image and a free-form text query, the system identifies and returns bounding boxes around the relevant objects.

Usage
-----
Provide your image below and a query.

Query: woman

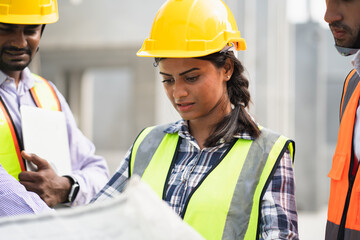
[93,0,298,239]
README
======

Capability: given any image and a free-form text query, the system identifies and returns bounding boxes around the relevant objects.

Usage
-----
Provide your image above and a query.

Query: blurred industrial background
[30,0,353,239]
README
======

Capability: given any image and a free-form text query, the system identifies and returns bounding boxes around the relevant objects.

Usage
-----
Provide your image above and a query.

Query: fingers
[19,180,43,194]
[21,151,50,170]
[18,170,36,182]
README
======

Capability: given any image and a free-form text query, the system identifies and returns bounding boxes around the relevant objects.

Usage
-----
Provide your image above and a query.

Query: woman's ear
[223,58,234,80]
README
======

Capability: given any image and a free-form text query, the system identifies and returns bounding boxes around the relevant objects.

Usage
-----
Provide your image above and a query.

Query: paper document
[0,176,204,240]
[20,105,71,175]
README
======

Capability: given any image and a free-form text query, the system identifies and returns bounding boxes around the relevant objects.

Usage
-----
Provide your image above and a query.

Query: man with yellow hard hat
[0,0,109,215]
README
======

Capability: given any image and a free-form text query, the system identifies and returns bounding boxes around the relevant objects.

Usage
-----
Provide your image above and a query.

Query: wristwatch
[64,175,80,203]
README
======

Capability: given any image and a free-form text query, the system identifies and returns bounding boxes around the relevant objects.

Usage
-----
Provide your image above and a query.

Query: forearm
[91,149,131,203]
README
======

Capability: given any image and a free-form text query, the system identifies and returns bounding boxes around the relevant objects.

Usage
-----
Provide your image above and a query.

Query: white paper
[20,105,71,176]
[0,176,205,240]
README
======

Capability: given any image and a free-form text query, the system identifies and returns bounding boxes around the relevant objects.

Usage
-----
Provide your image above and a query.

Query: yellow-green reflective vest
[129,124,295,240]
[0,73,61,180]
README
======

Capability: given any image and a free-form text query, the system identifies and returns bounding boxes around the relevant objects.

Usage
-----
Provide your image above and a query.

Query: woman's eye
[186,76,199,82]
[162,78,174,84]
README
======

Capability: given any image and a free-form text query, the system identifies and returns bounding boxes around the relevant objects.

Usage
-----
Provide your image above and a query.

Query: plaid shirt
[92,120,298,239]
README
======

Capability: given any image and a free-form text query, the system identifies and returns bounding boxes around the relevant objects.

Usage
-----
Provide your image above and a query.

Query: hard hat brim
[0,14,59,24]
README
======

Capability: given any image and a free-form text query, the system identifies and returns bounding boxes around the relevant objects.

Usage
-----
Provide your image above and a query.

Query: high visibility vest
[0,73,61,180]
[129,124,295,240]
[326,69,360,240]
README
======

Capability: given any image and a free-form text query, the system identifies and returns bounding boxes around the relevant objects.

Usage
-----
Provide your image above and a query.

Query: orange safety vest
[0,74,61,180]
[326,69,360,240]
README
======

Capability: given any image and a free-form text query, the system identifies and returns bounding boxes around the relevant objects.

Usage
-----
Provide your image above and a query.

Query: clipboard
[20,105,72,176]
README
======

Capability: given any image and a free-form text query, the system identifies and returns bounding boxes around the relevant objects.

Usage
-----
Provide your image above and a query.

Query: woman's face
[158,58,232,124]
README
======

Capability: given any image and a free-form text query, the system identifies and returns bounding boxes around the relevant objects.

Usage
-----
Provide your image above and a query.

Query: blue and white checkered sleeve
[91,147,132,203]
[260,149,299,240]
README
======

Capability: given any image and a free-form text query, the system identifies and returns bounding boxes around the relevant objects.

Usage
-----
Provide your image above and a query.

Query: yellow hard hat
[137,0,246,58]
[0,0,58,24]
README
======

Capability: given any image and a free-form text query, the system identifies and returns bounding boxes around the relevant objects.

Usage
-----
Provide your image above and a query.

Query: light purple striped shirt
[0,68,109,212]
[0,163,52,216]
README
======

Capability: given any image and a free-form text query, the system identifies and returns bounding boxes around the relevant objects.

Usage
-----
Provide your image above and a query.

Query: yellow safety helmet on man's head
[0,0,58,24]
[137,0,246,58]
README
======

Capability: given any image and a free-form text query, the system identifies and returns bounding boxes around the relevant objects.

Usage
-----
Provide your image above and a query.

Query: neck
[13,73,21,87]
[188,102,232,149]
[2,70,22,87]
[188,120,214,149]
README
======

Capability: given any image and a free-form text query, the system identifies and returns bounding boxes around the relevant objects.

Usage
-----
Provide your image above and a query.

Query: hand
[18,151,72,207]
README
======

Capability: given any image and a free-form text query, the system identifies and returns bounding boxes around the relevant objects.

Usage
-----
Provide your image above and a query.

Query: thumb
[21,151,50,170]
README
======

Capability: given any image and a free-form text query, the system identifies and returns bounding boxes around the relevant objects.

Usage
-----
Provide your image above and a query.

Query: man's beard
[351,30,360,49]
[330,21,360,48]
[0,46,32,72]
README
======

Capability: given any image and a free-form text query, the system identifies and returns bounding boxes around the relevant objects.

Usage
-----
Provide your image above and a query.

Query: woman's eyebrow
[160,68,200,77]
[159,72,171,76]
[179,68,199,76]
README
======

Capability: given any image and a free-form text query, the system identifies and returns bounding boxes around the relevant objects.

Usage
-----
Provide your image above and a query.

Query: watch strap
[64,175,80,203]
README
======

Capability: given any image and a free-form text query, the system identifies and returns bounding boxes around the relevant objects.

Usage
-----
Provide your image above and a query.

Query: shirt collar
[0,67,35,90]
[164,119,255,142]
[352,50,360,76]
[0,70,8,86]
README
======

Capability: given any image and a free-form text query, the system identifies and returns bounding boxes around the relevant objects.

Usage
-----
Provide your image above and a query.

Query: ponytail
[197,52,260,147]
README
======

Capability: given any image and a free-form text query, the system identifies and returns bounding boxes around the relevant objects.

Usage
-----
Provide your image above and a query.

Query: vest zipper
[338,150,357,240]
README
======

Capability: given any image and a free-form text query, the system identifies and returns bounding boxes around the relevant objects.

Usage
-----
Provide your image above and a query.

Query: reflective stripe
[244,134,291,239]
[130,126,156,177]
[30,73,61,111]
[344,227,360,239]
[131,124,179,197]
[327,220,360,240]
[0,97,24,180]
[0,74,60,179]
[131,126,294,239]
[340,69,359,121]
[326,221,339,240]
[141,133,178,197]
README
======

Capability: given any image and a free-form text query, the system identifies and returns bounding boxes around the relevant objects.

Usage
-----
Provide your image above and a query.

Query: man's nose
[324,0,342,24]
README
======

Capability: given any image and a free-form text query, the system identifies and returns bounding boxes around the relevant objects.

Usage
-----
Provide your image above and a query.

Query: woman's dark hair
[154,51,260,147]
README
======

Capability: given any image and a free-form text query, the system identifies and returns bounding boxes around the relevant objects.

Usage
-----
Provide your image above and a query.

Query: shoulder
[258,127,293,146]
[136,122,178,141]
[256,127,295,160]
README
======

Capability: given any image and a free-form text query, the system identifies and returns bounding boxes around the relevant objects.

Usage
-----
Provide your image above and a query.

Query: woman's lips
[176,102,194,112]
